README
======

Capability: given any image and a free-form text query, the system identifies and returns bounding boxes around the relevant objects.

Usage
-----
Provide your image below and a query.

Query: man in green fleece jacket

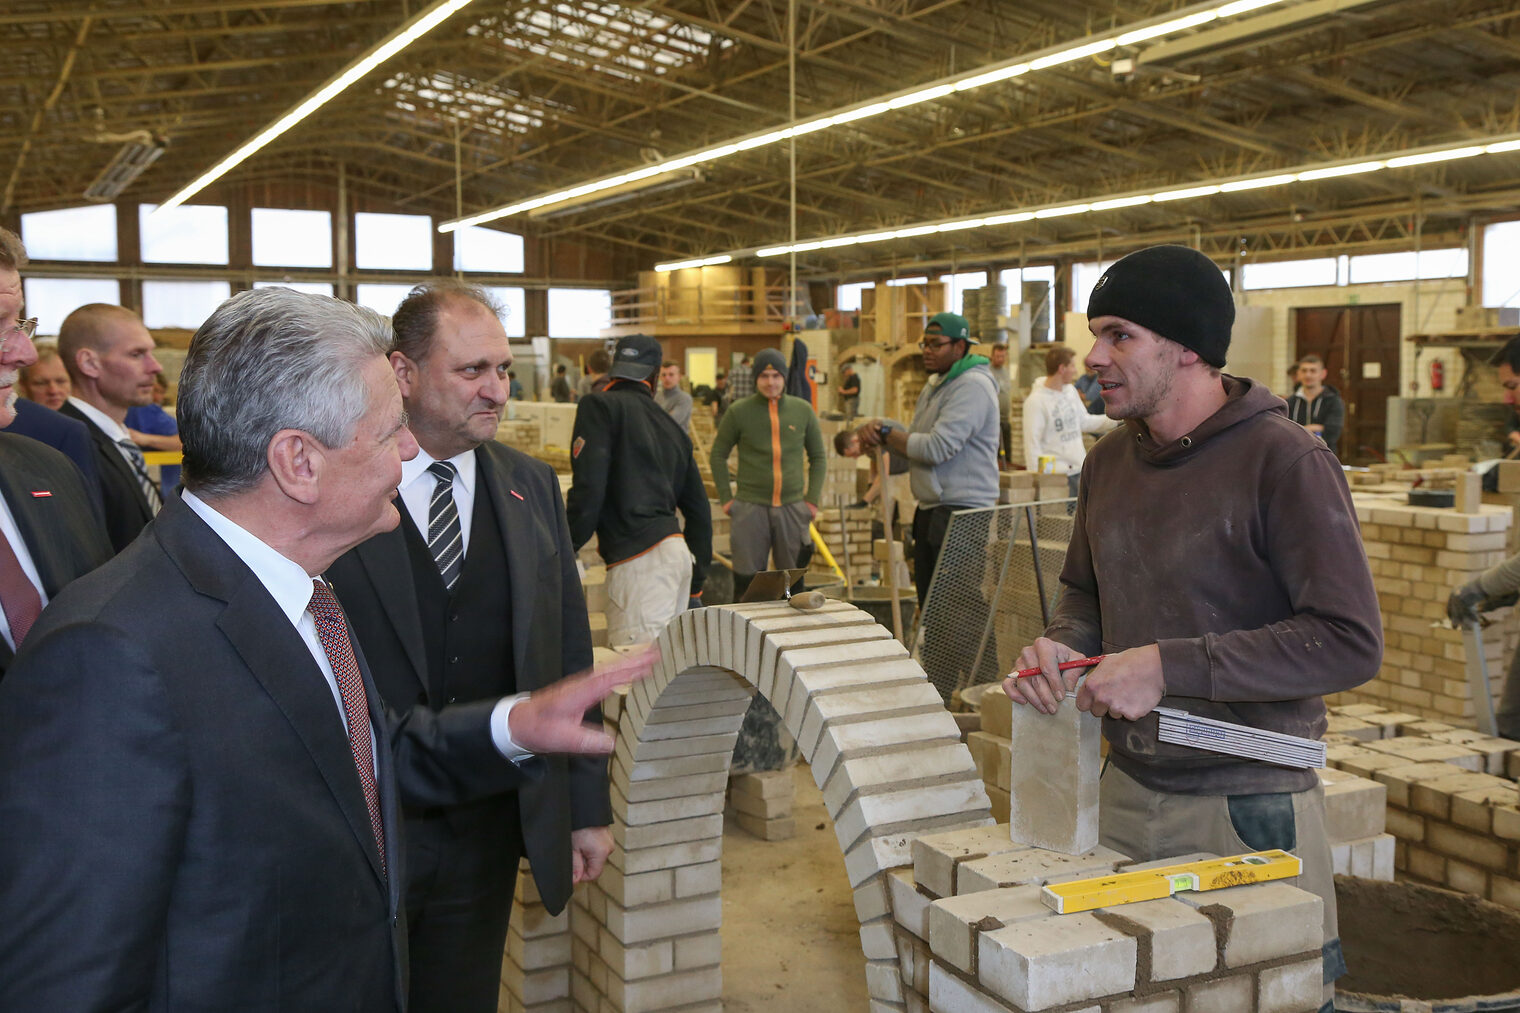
[1006,246,1382,1013]
[709,348,825,595]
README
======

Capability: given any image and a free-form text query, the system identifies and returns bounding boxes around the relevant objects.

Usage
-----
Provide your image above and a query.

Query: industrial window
[252,209,333,268]
[252,281,335,297]
[485,287,527,337]
[1348,249,1467,285]
[548,288,611,337]
[885,276,929,287]
[23,278,121,336]
[940,272,988,313]
[1241,258,1337,290]
[20,205,118,262]
[454,225,525,273]
[355,283,416,317]
[1483,222,1520,308]
[141,280,232,329]
[1070,262,1115,313]
[836,282,871,312]
[355,213,432,271]
[139,204,229,265]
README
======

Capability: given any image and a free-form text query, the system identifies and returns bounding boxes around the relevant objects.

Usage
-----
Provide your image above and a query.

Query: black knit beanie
[1086,245,1234,368]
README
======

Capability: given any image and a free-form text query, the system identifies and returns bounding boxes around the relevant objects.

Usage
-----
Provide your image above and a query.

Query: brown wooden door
[1294,303,1401,465]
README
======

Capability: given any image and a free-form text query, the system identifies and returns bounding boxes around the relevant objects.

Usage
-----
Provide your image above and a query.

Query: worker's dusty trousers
[1099,764,1340,1012]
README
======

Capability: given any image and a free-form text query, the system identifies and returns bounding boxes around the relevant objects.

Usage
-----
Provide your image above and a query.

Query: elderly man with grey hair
[0,287,653,1010]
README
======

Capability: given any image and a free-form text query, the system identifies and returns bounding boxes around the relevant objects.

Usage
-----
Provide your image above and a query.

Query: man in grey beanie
[1005,245,1383,1011]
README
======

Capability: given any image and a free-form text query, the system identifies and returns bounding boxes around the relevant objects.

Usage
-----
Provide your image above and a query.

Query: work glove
[1447,582,1487,628]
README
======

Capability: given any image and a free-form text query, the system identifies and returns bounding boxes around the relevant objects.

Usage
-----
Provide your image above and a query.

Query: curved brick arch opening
[502,600,994,1013]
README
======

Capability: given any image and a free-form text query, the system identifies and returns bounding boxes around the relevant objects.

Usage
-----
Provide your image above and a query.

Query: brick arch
[511,600,994,1013]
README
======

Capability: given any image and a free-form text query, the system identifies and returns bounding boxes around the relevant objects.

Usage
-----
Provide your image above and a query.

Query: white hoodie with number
[1022,382,1114,474]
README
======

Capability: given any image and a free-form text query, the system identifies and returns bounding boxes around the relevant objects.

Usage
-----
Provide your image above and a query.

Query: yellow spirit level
[1041,850,1302,914]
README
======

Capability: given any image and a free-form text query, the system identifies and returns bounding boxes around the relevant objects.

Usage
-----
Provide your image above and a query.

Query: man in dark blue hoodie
[1286,354,1345,460]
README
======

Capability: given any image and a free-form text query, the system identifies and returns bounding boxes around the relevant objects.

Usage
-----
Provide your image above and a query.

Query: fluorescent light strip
[159,0,475,213]
[440,0,1298,231]
[653,254,732,272]
[722,134,1520,260]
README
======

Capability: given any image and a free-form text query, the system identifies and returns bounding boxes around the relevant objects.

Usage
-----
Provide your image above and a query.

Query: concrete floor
[720,762,873,1011]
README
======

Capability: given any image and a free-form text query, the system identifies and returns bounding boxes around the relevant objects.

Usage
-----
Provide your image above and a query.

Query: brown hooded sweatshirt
[1046,374,1382,795]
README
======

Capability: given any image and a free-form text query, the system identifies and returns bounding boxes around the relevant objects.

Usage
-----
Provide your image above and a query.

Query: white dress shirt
[398,446,477,557]
[0,492,47,652]
[67,396,141,473]
[182,490,531,763]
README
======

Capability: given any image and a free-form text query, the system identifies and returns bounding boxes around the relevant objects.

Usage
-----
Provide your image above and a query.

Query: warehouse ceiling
[5,0,1520,275]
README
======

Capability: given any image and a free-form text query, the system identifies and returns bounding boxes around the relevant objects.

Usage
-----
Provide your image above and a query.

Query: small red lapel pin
[510,489,525,501]
[30,490,51,498]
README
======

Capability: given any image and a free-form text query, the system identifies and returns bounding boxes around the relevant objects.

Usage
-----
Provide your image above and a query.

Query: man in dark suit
[57,302,162,550]
[0,288,649,1010]
[326,282,610,1013]
[0,229,113,678]
[6,397,106,513]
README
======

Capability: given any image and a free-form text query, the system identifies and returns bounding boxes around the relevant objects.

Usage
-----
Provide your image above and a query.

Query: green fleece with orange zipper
[709,392,826,508]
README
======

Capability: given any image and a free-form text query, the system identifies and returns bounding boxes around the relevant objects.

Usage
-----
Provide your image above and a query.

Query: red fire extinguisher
[1430,359,1444,391]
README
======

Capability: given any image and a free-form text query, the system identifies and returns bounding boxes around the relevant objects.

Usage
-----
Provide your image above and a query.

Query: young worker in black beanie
[1006,244,1382,1012]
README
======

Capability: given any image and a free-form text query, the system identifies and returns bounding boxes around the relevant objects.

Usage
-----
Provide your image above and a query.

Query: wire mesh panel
[912,499,1074,702]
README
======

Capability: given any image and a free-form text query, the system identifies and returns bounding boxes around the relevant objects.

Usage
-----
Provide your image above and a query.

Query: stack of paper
[1155,707,1326,769]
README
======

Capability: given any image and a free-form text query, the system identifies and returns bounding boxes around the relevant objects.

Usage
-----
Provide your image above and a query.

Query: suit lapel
[350,516,430,696]
[477,445,536,679]
[63,403,151,518]
[157,498,389,887]
[0,450,61,594]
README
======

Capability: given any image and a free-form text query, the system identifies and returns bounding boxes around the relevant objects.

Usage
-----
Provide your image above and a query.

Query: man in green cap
[857,312,1000,676]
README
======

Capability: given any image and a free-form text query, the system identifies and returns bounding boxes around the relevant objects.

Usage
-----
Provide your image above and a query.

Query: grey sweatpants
[729,500,812,574]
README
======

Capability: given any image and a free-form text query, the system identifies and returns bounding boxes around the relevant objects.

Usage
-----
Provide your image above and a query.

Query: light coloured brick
[927,885,1052,973]
[1181,973,1252,1013]
[796,681,947,758]
[1451,783,1520,833]
[889,867,932,939]
[867,958,905,1002]
[823,743,982,816]
[1177,883,1322,968]
[1427,821,1510,871]
[1384,806,1425,843]
[912,824,1024,899]
[812,711,964,786]
[1320,776,1387,843]
[1108,994,1180,1013]
[595,930,673,980]
[609,836,722,875]
[958,845,1129,895]
[927,960,1017,1013]
[603,894,721,945]
[835,778,991,852]
[1008,699,1100,855]
[603,964,720,1012]
[861,915,897,959]
[845,818,994,888]
[1093,898,1216,982]
[1256,958,1322,1013]
[770,640,911,720]
[673,860,721,898]
[597,864,674,907]
[672,931,721,971]
[612,812,723,851]
[980,687,1012,739]
[977,912,1136,1011]
[733,812,795,840]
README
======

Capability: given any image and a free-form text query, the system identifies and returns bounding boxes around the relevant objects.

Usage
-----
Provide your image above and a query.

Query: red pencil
[1011,655,1106,680]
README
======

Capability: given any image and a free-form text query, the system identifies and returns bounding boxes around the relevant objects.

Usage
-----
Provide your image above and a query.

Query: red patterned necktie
[307,579,386,875]
[0,526,42,649]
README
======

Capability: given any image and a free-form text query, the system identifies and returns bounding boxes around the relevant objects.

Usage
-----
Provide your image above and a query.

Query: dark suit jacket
[327,440,607,914]
[59,399,155,553]
[0,494,528,1010]
[0,432,113,675]
[5,398,106,514]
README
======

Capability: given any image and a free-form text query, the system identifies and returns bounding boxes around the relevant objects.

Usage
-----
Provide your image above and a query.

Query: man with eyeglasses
[856,312,999,679]
[0,228,114,679]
